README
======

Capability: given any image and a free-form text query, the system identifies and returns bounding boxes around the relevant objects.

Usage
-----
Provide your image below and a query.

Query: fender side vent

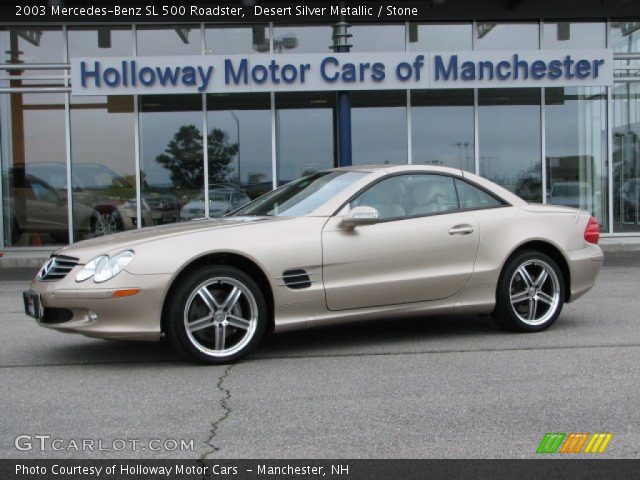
[282,269,312,289]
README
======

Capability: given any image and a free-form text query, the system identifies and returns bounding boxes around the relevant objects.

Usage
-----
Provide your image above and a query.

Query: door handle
[449,224,474,235]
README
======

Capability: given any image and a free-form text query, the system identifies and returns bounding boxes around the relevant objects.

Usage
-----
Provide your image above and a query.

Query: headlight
[75,255,108,282]
[93,251,135,283]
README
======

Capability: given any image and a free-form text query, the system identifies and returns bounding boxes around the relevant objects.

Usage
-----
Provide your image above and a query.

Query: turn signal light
[111,288,141,298]
[584,216,600,245]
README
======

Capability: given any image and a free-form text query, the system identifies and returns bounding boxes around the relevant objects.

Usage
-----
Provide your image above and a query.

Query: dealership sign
[71,49,613,95]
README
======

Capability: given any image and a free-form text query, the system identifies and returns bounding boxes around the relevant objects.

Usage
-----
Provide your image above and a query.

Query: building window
[542,22,606,49]
[611,20,640,232]
[1,93,68,246]
[613,83,640,232]
[410,89,474,171]
[407,23,473,51]
[0,27,65,84]
[275,92,335,186]
[206,93,272,215]
[70,96,138,239]
[67,27,138,238]
[545,87,608,229]
[478,88,542,202]
[205,25,269,55]
[272,25,333,53]
[0,26,64,65]
[68,26,133,57]
[351,90,408,166]
[475,22,539,50]
[350,24,405,52]
[139,95,203,225]
[136,25,202,55]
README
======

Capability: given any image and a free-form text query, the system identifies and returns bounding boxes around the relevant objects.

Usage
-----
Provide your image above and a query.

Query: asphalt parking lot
[0,254,638,459]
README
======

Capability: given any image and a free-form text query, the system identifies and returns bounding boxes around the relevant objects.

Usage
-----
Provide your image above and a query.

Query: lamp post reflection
[229,110,240,186]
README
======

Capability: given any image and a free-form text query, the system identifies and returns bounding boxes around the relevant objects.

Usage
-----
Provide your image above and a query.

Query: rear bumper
[28,270,170,341]
[566,243,604,302]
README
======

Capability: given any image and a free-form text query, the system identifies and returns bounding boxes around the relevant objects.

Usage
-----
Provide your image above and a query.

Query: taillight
[584,216,600,245]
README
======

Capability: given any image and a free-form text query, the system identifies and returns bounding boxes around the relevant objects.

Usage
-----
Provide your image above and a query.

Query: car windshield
[74,165,131,189]
[232,171,368,217]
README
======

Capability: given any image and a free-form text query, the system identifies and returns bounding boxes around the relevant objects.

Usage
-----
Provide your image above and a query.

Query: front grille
[38,255,79,282]
[282,269,312,289]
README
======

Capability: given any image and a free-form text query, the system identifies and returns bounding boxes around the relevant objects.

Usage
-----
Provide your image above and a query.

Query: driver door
[322,173,479,311]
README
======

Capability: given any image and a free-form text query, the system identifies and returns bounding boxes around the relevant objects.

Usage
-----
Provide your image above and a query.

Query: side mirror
[340,206,380,228]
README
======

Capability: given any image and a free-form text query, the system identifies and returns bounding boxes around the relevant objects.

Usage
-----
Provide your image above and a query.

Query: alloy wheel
[183,277,258,358]
[509,259,561,326]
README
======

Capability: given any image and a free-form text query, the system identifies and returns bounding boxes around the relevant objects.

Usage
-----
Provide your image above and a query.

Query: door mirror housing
[340,206,380,228]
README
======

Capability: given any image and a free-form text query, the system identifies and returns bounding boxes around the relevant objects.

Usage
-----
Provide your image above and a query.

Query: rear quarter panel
[469,205,592,287]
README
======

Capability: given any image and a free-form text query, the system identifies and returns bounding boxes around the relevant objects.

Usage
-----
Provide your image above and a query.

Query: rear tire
[165,265,267,364]
[492,250,565,332]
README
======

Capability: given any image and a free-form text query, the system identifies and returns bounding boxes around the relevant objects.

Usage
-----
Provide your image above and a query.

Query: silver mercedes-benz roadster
[23,165,603,364]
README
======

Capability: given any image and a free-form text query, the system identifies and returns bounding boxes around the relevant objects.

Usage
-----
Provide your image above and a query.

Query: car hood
[55,216,278,263]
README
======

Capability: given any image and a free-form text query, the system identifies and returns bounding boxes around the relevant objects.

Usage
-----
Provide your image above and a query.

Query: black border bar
[1,459,639,480]
[1,1,639,24]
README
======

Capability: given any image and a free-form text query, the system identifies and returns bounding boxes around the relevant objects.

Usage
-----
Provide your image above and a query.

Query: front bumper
[566,243,604,302]
[27,270,171,341]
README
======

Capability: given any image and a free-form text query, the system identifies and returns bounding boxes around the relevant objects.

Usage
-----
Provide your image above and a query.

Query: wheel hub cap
[183,276,258,358]
[509,259,560,326]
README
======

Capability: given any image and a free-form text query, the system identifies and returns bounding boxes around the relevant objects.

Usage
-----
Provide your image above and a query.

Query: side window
[351,174,459,220]
[455,179,503,209]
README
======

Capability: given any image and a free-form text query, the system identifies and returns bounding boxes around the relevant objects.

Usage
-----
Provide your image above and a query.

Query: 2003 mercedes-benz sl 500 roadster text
[23,165,603,364]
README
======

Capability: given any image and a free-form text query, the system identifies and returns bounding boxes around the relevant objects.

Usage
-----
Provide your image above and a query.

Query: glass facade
[275,91,335,185]
[545,87,608,227]
[351,90,407,165]
[70,95,138,238]
[0,21,637,247]
[207,93,272,202]
[479,88,542,203]
[272,24,332,53]
[475,22,539,50]
[611,21,640,232]
[411,89,475,171]
[407,23,473,51]
[1,93,67,246]
[205,24,269,55]
[139,94,203,226]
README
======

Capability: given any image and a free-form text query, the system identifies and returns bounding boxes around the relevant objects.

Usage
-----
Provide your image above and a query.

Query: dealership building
[1,8,639,249]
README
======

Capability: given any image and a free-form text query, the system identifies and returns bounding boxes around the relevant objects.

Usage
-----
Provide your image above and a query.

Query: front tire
[165,265,267,364]
[492,250,565,332]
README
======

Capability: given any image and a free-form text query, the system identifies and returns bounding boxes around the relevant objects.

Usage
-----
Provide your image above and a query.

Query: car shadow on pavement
[32,314,500,366]
[251,314,501,359]
[29,338,177,366]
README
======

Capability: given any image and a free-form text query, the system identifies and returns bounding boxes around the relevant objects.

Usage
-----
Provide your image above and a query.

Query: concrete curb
[0,249,54,269]
[599,237,640,254]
